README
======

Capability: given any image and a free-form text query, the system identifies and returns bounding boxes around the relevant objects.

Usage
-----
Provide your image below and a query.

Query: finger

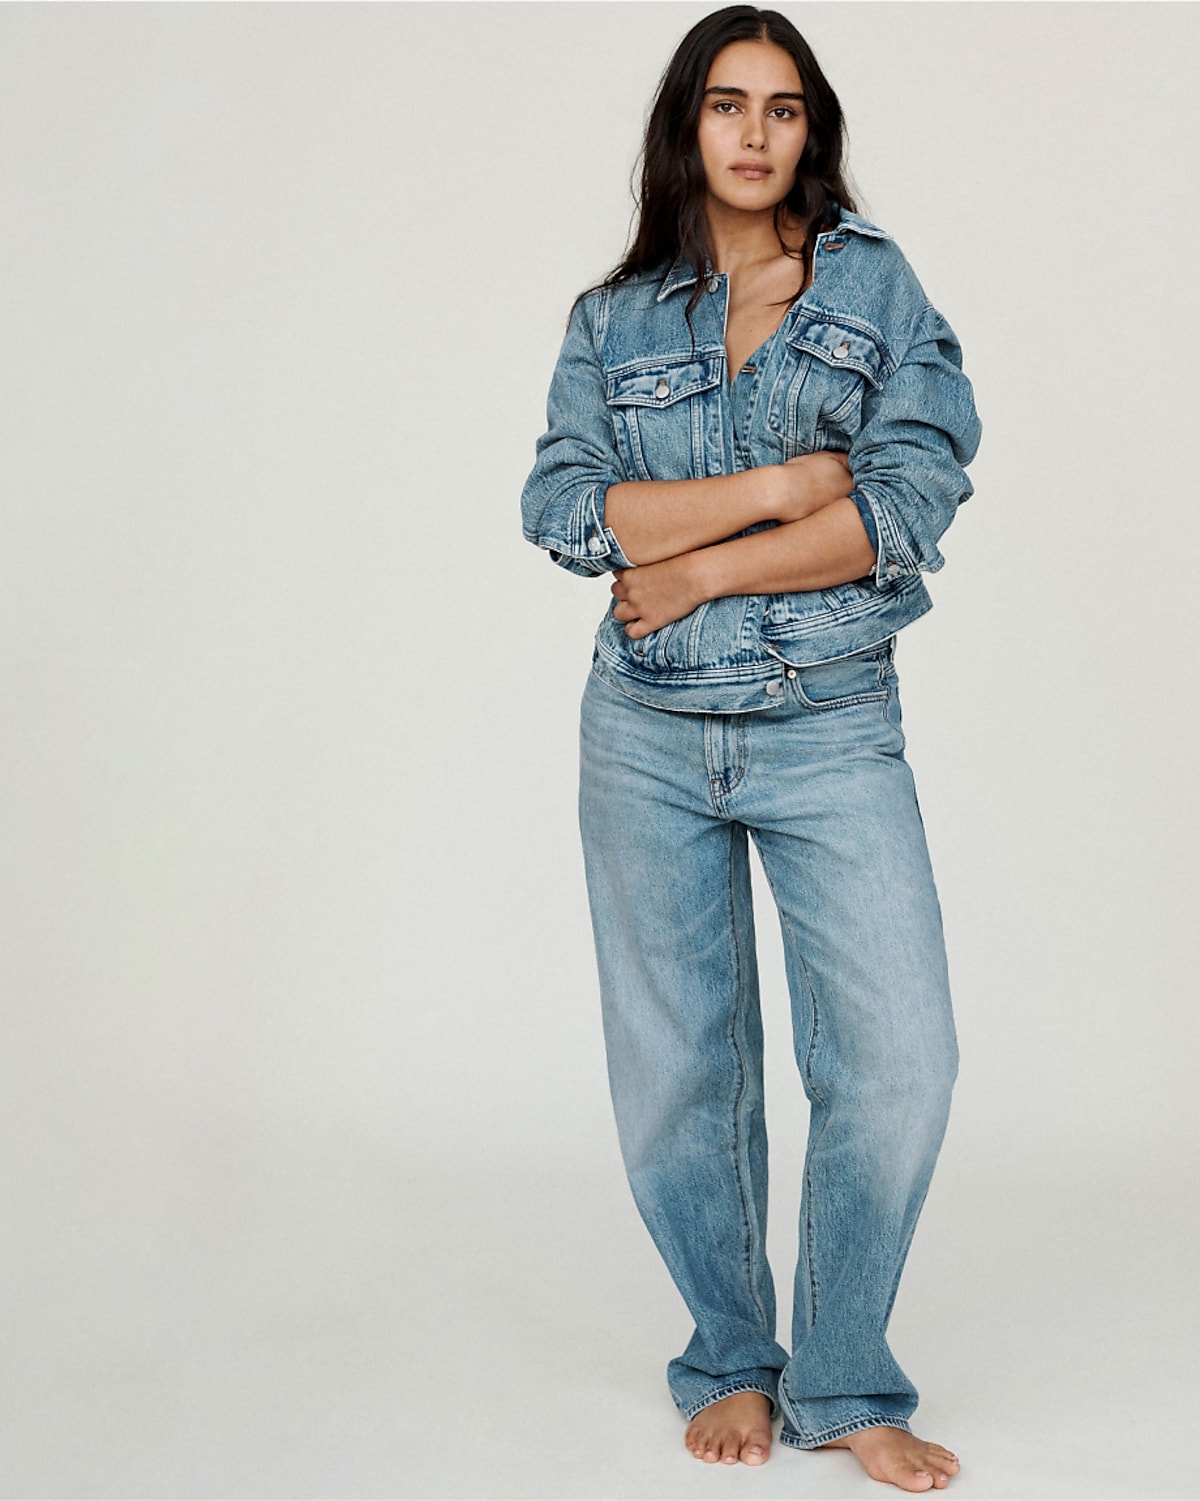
[612,600,638,623]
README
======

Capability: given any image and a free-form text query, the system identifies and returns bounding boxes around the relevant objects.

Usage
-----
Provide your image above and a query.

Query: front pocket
[777,313,891,455]
[770,642,893,710]
[605,351,723,481]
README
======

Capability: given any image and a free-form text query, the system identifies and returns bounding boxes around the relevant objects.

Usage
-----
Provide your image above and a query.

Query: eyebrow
[703,85,806,101]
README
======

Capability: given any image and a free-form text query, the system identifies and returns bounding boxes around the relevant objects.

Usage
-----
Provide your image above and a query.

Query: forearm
[604,468,784,565]
[693,495,877,600]
[610,495,879,640]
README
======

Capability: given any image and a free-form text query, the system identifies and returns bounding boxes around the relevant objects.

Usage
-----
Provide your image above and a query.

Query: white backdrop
[2,4,1198,1497]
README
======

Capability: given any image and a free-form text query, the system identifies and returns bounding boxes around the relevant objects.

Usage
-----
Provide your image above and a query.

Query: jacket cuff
[854,484,935,588]
[547,484,634,575]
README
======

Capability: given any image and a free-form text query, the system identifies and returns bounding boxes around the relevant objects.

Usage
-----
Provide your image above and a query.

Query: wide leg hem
[778,1414,913,1449]
[679,1380,781,1424]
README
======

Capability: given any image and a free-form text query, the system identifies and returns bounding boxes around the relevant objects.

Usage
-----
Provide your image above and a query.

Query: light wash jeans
[577,637,958,1449]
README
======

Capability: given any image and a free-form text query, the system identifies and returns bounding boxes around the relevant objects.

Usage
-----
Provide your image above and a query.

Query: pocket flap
[605,353,723,407]
[786,316,889,388]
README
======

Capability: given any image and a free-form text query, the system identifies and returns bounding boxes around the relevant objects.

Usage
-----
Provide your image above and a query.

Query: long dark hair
[581,5,858,326]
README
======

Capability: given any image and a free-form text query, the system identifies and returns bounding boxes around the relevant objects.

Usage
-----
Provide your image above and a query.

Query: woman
[521,6,980,1491]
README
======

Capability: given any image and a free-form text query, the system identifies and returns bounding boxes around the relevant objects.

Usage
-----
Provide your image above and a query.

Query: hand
[777,450,853,522]
[611,554,709,639]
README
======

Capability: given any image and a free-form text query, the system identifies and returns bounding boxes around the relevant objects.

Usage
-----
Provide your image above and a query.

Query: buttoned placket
[711,272,805,701]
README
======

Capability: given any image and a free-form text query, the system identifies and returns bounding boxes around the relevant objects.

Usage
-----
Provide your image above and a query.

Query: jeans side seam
[759,857,828,1332]
[725,826,771,1335]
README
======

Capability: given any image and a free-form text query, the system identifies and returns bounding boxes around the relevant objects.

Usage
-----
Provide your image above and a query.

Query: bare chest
[724,265,810,381]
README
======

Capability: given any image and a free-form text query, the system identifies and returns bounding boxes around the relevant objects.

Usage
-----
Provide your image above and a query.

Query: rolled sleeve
[848,488,879,561]
[521,292,635,578]
[848,303,982,588]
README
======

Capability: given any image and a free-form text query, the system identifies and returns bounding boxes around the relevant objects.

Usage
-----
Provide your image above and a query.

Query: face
[696,39,809,216]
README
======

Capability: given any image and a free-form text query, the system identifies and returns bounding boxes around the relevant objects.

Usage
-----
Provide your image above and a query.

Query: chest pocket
[605,352,723,482]
[775,315,891,457]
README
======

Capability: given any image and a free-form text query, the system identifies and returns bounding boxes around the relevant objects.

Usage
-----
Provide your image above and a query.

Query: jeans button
[765,680,782,696]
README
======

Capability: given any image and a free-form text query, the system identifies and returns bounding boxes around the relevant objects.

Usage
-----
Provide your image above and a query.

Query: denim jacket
[521,207,982,713]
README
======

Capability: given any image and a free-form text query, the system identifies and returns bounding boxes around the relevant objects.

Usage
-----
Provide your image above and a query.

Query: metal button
[765,681,782,696]
[707,276,720,293]
[587,536,604,554]
[655,379,670,399]
[832,341,851,360]
[786,669,797,680]
[886,561,901,577]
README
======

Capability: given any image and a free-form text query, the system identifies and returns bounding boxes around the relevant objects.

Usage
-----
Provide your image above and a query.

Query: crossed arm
[604,452,878,639]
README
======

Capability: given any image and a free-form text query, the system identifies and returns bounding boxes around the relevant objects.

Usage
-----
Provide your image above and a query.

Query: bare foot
[685,1391,773,1466]
[819,1426,960,1491]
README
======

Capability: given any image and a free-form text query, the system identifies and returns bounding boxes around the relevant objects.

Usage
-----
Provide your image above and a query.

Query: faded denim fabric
[526,205,977,1443]
[521,207,982,714]
[578,646,958,1444]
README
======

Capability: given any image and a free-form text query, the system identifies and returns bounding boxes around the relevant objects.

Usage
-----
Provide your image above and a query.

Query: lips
[731,162,773,178]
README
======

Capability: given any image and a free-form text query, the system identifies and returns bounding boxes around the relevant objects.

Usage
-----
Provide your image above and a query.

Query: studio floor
[2,1113,1195,1501]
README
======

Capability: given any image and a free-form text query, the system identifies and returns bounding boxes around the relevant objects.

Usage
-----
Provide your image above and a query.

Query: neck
[705,198,805,277]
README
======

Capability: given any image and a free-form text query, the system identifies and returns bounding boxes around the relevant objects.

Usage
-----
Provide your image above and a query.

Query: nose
[742,108,767,150]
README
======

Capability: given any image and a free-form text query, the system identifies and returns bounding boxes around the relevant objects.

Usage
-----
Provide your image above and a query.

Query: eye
[713,99,740,114]
[769,105,801,119]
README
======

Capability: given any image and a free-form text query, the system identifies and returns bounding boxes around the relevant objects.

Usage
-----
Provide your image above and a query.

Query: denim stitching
[703,716,748,813]
[779,1415,913,1448]
[759,858,828,1331]
[684,1382,780,1422]
[725,716,748,800]
[703,717,725,816]
[684,599,710,664]
[877,643,892,725]
[725,825,771,1334]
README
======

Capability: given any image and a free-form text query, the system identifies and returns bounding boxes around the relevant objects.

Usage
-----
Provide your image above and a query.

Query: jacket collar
[654,205,890,302]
